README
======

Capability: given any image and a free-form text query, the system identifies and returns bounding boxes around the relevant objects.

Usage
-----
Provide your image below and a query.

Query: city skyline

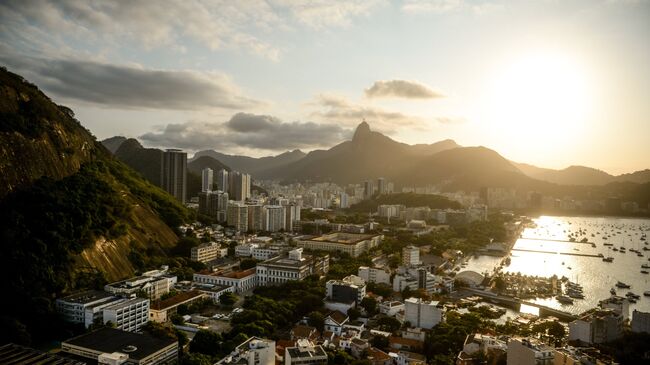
[1,0,649,175]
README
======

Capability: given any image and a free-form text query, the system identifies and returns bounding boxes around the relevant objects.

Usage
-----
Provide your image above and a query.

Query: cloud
[365,79,445,99]
[0,53,260,110]
[310,94,427,133]
[0,1,385,61]
[139,112,350,152]
[401,0,502,15]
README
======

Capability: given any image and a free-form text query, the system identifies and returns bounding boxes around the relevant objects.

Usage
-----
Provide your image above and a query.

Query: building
[339,193,350,209]
[404,297,443,329]
[191,241,225,263]
[324,311,349,336]
[0,343,85,365]
[296,232,382,257]
[247,204,265,231]
[377,204,403,219]
[256,248,329,286]
[61,327,178,365]
[202,167,213,192]
[631,309,650,334]
[568,308,623,344]
[402,245,420,266]
[227,202,249,232]
[217,337,275,365]
[457,333,507,365]
[506,337,554,365]
[104,270,177,300]
[284,203,301,232]
[193,268,257,293]
[56,290,123,328]
[228,171,251,201]
[264,205,286,232]
[161,149,187,203]
[284,339,328,365]
[102,297,150,333]
[599,295,630,320]
[364,180,375,199]
[379,300,405,317]
[252,246,282,260]
[217,169,229,193]
[377,177,386,195]
[326,275,366,305]
[198,190,228,221]
[358,266,391,285]
[149,290,209,323]
[235,243,259,257]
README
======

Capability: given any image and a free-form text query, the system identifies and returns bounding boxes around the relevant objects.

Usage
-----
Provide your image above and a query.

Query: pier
[520,237,595,245]
[465,288,578,322]
[511,248,603,258]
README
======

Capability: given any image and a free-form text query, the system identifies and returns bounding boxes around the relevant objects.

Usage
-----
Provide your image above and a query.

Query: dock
[520,237,595,245]
[511,248,603,258]
[465,288,578,322]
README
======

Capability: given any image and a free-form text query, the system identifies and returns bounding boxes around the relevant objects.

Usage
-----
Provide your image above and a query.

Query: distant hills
[104,121,650,190]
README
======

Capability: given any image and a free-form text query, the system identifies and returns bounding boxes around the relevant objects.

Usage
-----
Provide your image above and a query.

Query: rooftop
[308,232,378,245]
[58,290,114,304]
[63,327,177,361]
[151,290,205,310]
[0,343,85,365]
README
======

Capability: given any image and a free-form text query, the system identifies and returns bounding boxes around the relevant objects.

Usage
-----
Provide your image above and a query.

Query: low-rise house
[324,311,349,336]
[149,290,208,323]
[379,301,405,317]
[457,333,507,365]
[388,336,423,353]
[291,325,319,341]
[367,347,392,365]
[350,338,370,358]
[284,339,327,365]
[395,350,426,365]
[217,337,276,365]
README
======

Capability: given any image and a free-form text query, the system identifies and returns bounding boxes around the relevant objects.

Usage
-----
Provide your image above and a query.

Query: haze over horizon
[1,0,649,174]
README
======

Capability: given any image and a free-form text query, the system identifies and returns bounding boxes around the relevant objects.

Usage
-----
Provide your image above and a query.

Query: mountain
[192,148,306,176]
[114,138,164,185]
[0,68,188,344]
[187,155,231,175]
[101,136,127,153]
[513,162,650,186]
[257,121,460,183]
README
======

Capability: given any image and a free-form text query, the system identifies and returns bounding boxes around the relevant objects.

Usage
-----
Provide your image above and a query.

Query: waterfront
[466,215,650,315]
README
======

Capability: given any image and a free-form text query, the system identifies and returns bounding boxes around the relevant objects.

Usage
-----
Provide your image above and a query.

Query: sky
[1,0,649,174]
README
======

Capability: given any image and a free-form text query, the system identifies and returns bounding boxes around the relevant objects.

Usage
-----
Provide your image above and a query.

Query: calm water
[466,215,650,315]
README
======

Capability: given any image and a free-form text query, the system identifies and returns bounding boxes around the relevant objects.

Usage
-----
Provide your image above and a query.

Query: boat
[642,264,650,269]
[616,281,631,289]
[610,288,617,295]
[628,298,637,303]
[626,292,640,299]
[642,270,649,274]
[644,291,650,297]
[604,243,613,246]
[602,257,614,262]
[556,295,574,304]
[613,248,619,252]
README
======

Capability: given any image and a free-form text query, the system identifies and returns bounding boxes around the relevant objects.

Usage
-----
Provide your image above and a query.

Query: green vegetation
[349,193,461,213]
[423,312,491,364]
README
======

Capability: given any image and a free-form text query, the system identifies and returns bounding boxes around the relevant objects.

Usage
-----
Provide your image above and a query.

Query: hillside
[258,122,460,183]
[101,135,127,153]
[514,162,650,186]
[114,138,164,185]
[188,155,231,175]
[349,192,462,213]
[0,68,189,345]
[192,148,306,176]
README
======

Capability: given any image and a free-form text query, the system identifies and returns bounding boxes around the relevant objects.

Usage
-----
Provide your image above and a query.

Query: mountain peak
[352,121,372,141]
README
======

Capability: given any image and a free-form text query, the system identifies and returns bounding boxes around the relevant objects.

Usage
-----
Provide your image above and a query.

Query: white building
[104,269,176,300]
[599,295,630,320]
[256,248,329,286]
[631,310,650,334]
[379,301,405,317]
[404,297,442,329]
[284,339,328,365]
[102,297,150,333]
[202,167,213,192]
[252,246,282,260]
[235,243,259,257]
[296,232,382,257]
[326,275,366,305]
[264,205,286,232]
[218,337,275,365]
[56,290,122,328]
[284,203,301,232]
[402,246,420,266]
[568,308,623,344]
[358,266,391,285]
[193,268,257,293]
[227,202,249,232]
[191,241,225,263]
[217,169,229,193]
[506,338,554,365]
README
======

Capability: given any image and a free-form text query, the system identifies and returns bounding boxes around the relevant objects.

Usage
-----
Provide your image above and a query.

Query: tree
[181,352,213,365]
[189,330,222,356]
[219,292,237,307]
[360,297,378,315]
[370,335,389,351]
[307,311,325,332]
[240,258,257,270]
[376,316,401,333]
[402,286,412,299]
[347,307,361,320]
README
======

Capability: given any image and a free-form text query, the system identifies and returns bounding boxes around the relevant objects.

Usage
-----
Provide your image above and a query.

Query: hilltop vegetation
[349,192,462,213]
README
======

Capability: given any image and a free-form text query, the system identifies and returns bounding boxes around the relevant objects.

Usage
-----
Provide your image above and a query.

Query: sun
[485,50,592,144]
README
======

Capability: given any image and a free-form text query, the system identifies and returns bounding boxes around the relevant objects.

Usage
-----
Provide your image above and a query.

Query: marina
[466,215,650,315]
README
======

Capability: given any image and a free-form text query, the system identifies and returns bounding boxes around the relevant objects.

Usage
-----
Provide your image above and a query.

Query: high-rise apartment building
[264,205,286,232]
[227,202,249,232]
[363,180,375,199]
[161,149,187,203]
[377,177,386,195]
[402,245,420,266]
[217,169,229,193]
[229,171,251,201]
[198,190,229,221]
[202,167,213,192]
[284,203,301,232]
[247,204,264,232]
